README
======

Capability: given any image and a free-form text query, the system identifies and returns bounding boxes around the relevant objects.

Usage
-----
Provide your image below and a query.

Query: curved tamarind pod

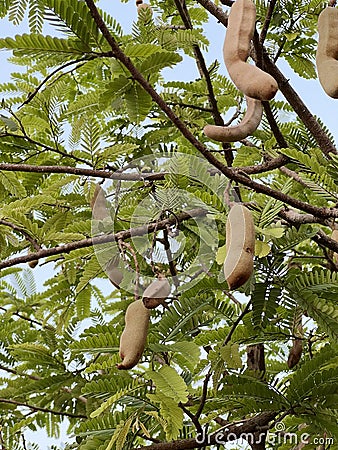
[203,97,263,142]
[117,299,150,370]
[91,184,109,220]
[223,204,255,290]
[142,277,171,309]
[223,0,278,101]
[316,7,338,98]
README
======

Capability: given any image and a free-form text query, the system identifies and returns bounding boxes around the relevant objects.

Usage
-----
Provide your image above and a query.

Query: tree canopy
[0,0,337,449]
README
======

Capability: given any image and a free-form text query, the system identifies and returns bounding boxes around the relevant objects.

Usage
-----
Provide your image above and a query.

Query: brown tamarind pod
[90,184,109,220]
[223,204,255,290]
[117,299,150,370]
[316,7,338,98]
[142,277,171,309]
[223,0,278,101]
[287,338,303,368]
[203,97,263,142]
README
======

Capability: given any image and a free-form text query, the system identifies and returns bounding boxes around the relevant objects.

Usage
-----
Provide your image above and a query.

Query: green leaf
[220,343,243,369]
[124,83,152,124]
[0,171,27,197]
[145,365,188,403]
[216,244,227,265]
[0,33,89,56]
[255,240,271,258]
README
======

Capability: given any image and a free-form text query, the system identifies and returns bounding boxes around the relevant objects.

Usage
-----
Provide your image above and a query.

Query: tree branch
[0,163,166,181]
[0,398,87,419]
[0,208,208,269]
[259,0,277,44]
[262,102,288,148]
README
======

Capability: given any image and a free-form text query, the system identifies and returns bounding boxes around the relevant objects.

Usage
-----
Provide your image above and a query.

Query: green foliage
[0,0,337,448]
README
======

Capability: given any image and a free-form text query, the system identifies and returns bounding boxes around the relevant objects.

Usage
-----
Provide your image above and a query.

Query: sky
[0,1,337,449]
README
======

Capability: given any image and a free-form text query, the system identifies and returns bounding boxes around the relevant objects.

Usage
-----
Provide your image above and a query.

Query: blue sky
[0,1,337,449]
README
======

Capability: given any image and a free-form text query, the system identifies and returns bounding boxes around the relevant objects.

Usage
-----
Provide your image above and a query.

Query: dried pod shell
[316,7,338,98]
[142,277,171,309]
[287,338,303,368]
[91,184,109,220]
[203,97,263,142]
[117,299,150,370]
[223,0,278,100]
[223,204,255,290]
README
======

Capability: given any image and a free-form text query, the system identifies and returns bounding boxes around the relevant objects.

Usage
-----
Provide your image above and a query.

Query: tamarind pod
[223,204,255,290]
[316,7,338,98]
[91,184,109,220]
[331,229,338,263]
[142,277,171,309]
[287,338,303,368]
[223,0,278,101]
[117,299,150,370]
[203,97,263,142]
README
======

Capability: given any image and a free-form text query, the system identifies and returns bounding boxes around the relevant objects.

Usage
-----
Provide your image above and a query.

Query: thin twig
[162,225,179,288]
[0,219,40,250]
[195,372,211,419]
[0,306,44,327]
[2,132,90,166]
[0,398,87,419]
[120,241,140,300]
[20,57,94,107]
[223,301,251,346]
